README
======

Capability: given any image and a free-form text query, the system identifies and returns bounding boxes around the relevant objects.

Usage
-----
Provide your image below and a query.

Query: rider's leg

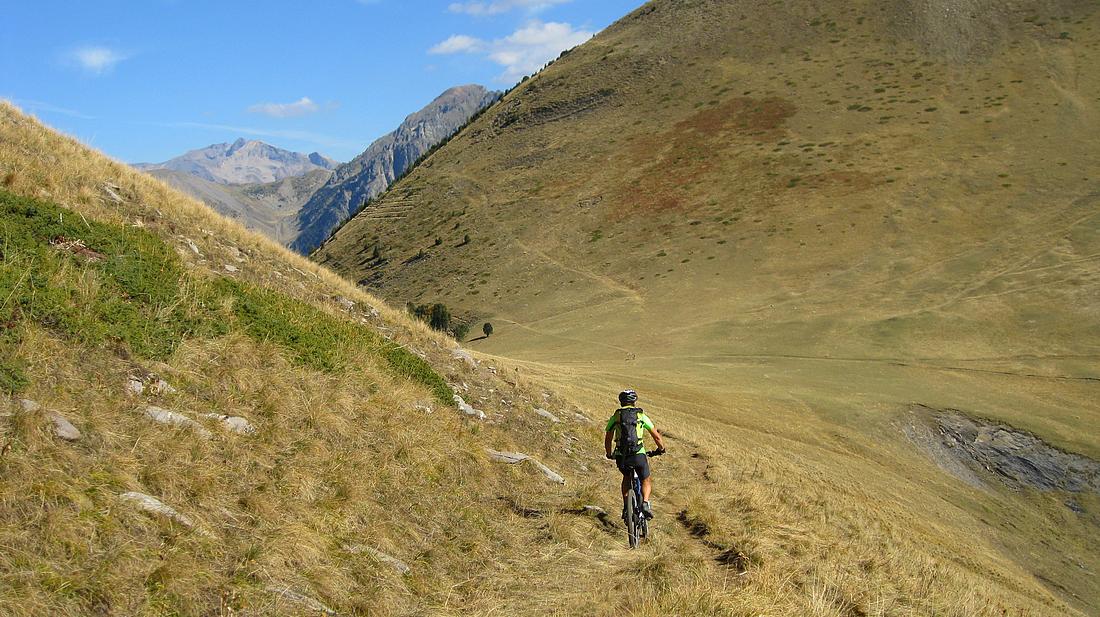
[642,477,653,502]
[621,475,631,498]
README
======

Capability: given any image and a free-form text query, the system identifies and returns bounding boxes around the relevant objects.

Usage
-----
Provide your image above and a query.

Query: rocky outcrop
[454,395,486,420]
[486,448,566,484]
[290,85,500,254]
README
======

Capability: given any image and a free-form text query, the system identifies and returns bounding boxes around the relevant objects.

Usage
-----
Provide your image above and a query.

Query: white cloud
[246,97,320,118]
[448,0,571,16]
[429,34,485,54]
[69,46,128,75]
[429,20,592,82]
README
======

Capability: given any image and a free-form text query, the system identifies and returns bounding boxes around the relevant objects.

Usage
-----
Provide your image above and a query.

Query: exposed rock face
[135,139,337,185]
[906,406,1100,493]
[290,85,500,254]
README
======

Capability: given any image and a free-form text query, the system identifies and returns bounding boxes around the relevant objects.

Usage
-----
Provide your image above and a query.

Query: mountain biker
[605,389,666,519]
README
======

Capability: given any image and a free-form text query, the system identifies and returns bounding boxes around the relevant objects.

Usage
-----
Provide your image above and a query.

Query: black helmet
[618,389,638,405]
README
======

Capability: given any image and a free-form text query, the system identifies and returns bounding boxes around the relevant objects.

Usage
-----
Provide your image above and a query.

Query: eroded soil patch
[905,405,1100,494]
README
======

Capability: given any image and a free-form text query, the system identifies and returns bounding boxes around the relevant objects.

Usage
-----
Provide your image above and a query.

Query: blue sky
[1,0,643,164]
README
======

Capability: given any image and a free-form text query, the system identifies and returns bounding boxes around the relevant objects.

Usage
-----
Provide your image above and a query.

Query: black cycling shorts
[616,453,650,480]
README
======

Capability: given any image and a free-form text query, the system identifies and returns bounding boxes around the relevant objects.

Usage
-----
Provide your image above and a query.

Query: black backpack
[616,407,642,455]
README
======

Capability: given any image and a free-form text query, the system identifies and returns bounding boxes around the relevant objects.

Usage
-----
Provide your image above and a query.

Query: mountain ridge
[290,84,500,254]
[134,138,337,185]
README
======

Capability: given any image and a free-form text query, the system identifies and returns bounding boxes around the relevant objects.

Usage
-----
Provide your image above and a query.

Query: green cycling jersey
[605,406,655,456]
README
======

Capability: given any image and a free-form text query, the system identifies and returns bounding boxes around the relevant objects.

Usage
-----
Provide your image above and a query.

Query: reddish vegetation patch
[676,97,796,142]
[49,236,105,262]
[613,97,797,218]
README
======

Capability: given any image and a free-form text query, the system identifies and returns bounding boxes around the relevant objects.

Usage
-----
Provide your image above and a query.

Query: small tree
[434,237,442,246]
[452,322,471,341]
[428,303,450,332]
[483,322,494,337]
[461,234,471,246]
[371,245,381,261]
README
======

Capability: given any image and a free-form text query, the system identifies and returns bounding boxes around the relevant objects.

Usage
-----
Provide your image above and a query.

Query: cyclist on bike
[605,389,666,518]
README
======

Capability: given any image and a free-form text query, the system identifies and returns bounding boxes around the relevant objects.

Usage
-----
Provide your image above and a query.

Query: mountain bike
[623,450,663,549]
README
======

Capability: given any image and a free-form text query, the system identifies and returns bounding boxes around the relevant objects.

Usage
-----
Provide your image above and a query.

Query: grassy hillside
[314,0,1100,612]
[2,100,1090,616]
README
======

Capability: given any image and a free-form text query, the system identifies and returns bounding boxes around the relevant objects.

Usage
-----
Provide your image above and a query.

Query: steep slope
[315,0,1100,611]
[150,168,331,244]
[290,85,500,254]
[135,138,336,185]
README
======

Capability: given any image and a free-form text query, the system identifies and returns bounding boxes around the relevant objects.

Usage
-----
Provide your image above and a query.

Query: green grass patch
[0,191,453,405]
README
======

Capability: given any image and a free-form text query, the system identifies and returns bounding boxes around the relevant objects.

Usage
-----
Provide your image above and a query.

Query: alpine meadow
[3,0,1100,616]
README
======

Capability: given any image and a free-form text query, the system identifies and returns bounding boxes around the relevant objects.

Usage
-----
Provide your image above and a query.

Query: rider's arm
[647,427,666,451]
[604,431,614,458]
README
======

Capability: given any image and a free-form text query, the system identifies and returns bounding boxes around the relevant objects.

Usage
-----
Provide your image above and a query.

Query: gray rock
[119,492,194,527]
[143,406,212,438]
[201,411,254,435]
[126,378,145,395]
[223,264,239,273]
[534,408,561,423]
[335,296,356,311]
[451,348,478,369]
[151,378,176,395]
[19,399,40,413]
[486,448,566,484]
[573,412,593,423]
[202,413,256,435]
[265,585,339,616]
[345,545,412,575]
[47,411,81,441]
[453,395,486,420]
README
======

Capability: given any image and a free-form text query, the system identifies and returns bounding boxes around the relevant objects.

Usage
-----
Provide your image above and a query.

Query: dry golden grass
[0,95,1091,617]
[314,0,1100,612]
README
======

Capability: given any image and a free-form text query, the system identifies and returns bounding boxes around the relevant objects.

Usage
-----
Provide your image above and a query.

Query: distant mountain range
[135,139,337,185]
[290,85,501,254]
[135,85,499,252]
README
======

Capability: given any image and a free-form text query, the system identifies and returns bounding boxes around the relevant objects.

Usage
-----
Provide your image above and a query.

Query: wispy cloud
[448,0,571,16]
[158,121,358,150]
[67,46,129,75]
[247,96,320,118]
[429,20,592,82]
[4,97,95,119]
